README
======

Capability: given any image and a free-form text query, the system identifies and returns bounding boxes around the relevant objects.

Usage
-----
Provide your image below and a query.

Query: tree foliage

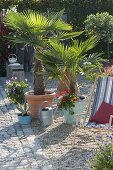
[84,12,113,58]
[0,0,41,11]
[1,0,113,58]
[85,12,113,43]
[1,0,113,30]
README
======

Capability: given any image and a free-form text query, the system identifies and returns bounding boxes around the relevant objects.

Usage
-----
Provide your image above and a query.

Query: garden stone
[16,130,24,137]
[22,127,34,135]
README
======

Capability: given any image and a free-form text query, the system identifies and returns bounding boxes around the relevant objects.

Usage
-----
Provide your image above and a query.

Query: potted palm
[4,9,82,118]
[6,79,32,124]
[42,37,105,124]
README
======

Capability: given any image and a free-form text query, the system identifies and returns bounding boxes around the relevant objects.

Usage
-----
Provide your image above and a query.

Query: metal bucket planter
[62,109,75,125]
[18,114,32,125]
[39,101,54,127]
[63,96,86,125]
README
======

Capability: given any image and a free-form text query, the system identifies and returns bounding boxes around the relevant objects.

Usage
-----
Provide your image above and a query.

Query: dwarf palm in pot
[4,9,82,118]
[42,36,105,124]
[43,36,104,93]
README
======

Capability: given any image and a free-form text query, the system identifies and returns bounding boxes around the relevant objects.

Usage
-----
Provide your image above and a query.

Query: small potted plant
[6,79,32,124]
[56,90,86,124]
[16,102,32,125]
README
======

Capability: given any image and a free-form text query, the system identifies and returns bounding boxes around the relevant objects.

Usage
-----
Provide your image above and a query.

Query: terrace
[1,1,113,170]
[0,74,108,170]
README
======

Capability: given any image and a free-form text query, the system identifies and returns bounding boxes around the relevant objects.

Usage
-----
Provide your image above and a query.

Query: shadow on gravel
[0,122,34,142]
[50,148,92,170]
[36,123,74,149]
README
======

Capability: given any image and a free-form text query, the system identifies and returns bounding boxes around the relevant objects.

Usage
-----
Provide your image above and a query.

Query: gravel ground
[0,74,108,170]
[33,115,107,170]
[31,75,108,170]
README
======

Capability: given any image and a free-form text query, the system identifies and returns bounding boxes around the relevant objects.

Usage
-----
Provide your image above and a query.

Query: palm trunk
[70,79,78,95]
[34,58,45,95]
[57,72,78,95]
[57,74,70,93]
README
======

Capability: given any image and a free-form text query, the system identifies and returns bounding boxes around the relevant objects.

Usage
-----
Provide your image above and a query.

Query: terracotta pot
[25,90,55,118]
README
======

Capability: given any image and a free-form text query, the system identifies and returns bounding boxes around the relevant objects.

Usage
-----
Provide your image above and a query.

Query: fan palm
[4,9,82,95]
[42,36,105,94]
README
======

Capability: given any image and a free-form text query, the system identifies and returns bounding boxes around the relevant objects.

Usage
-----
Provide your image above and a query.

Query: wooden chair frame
[108,115,113,135]
[72,78,97,147]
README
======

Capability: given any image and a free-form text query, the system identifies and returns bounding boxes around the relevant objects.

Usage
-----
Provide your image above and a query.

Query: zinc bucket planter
[39,101,54,126]
[63,96,86,125]
[39,107,54,127]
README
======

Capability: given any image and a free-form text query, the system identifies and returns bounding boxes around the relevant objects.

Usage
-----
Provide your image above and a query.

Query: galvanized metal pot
[63,96,86,125]
[39,101,54,126]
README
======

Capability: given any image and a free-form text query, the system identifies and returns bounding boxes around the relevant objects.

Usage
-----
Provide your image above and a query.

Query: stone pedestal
[6,63,25,81]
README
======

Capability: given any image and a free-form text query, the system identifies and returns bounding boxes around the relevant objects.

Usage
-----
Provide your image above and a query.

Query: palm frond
[42,37,104,82]
[4,9,74,47]
[59,31,83,40]
[4,11,31,32]
[48,9,72,31]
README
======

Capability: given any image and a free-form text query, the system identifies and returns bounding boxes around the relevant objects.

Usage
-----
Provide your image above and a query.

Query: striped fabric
[91,76,113,117]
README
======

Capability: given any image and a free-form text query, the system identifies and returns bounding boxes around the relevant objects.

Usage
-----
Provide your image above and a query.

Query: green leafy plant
[6,79,30,115]
[90,134,113,170]
[84,12,113,58]
[16,102,29,116]
[6,79,28,104]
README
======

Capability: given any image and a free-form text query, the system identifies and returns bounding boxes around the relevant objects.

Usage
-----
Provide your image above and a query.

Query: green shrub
[6,79,28,104]
[84,12,113,58]
[90,134,113,170]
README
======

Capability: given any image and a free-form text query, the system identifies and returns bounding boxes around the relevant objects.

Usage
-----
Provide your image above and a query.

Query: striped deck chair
[72,76,113,147]
[90,76,113,119]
